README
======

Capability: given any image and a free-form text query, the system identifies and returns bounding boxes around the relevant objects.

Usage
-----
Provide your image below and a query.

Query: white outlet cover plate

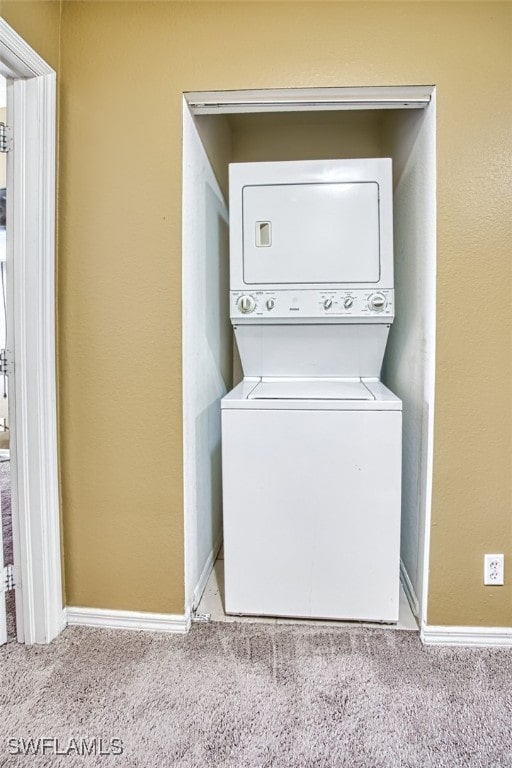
[484,554,505,586]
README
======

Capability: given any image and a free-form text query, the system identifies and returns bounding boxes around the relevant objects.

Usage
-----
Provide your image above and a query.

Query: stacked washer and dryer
[221,159,402,623]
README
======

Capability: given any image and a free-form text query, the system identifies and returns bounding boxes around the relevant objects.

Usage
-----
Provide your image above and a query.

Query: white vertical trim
[192,534,222,612]
[182,98,195,615]
[0,18,61,644]
[419,89,437,629]
[399,559,419,619]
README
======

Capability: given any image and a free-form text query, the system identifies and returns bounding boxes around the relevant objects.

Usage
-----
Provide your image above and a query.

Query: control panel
[231,289,394,320]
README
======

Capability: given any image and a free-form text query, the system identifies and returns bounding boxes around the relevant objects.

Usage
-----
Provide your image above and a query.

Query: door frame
[0,18,62,644]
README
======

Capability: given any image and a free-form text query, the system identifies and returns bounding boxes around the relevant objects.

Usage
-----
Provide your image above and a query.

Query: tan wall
[3,1,511,624]
[230,110,384,163]
[1,1,61,72]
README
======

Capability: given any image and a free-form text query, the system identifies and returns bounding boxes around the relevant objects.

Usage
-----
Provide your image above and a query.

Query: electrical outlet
[484,554,504,586]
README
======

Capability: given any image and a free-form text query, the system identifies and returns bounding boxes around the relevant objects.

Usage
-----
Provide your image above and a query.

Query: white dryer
[222,159,402,623]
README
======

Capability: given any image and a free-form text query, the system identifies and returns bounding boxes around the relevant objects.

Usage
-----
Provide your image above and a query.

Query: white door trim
[0,18,62,644]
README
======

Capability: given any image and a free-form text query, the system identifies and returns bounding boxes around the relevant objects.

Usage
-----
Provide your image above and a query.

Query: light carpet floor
[1,622,511,767]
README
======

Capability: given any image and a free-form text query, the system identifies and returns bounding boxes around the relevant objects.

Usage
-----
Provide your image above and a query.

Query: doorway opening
[0,71,14,641]
[182,87,436,632]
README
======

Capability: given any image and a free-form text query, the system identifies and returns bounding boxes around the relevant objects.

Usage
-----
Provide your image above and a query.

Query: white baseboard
[66,606,191,634]
[191,534,223,612]
[399,559,420,618]
[422,625,512,647]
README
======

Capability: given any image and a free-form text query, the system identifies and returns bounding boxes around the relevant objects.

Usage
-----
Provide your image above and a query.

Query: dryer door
[242,181,380,285]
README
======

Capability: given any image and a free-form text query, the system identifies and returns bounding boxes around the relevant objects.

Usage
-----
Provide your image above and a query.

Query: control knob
[368,292,387,312]
[237,295,256,314]
[266,298,275,310]
[323,298,333,310]
[343,296,354,309]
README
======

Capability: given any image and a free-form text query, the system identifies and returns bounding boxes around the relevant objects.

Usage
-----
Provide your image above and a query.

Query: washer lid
[247,379,374,401]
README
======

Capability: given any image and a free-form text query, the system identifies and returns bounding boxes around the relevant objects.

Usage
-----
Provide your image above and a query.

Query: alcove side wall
[182,105,232,611]
[382,99,437,621]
